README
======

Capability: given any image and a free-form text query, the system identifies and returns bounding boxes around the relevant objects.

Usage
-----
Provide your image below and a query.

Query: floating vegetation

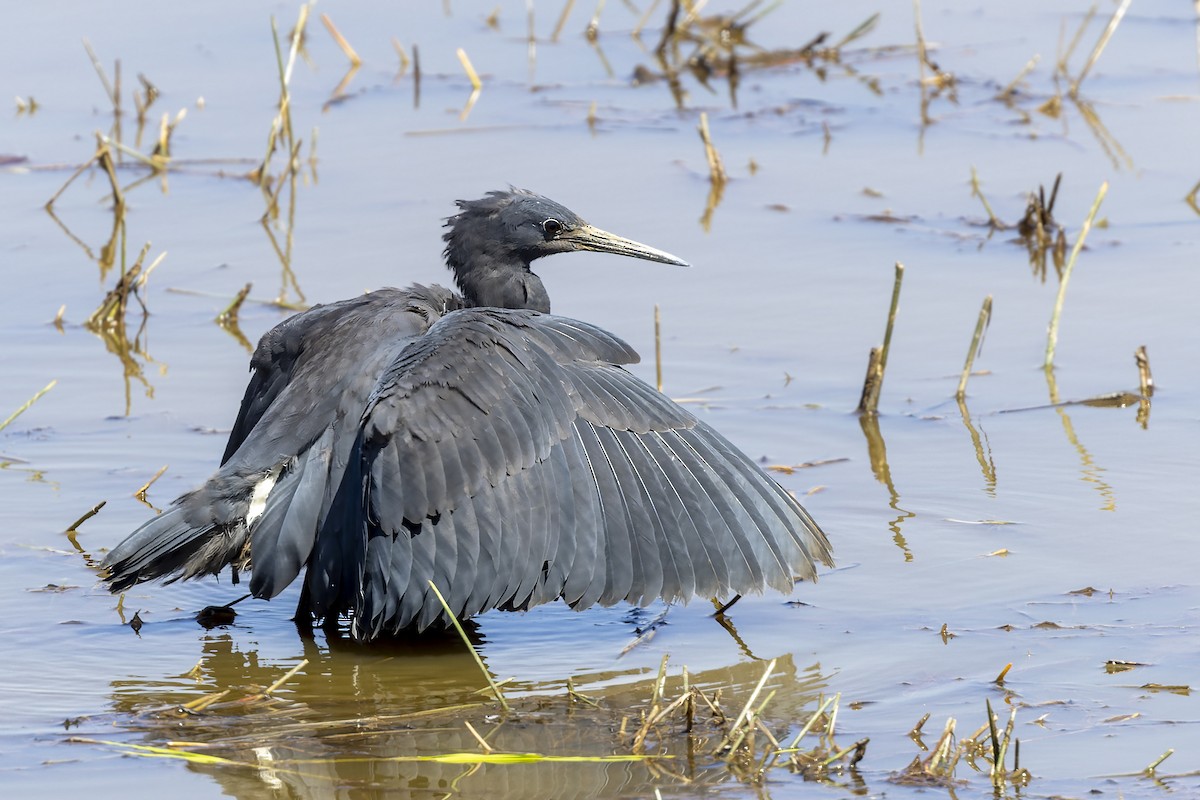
[970,169,1070,281]
[627,0,879,110]
[890,703,1031,790]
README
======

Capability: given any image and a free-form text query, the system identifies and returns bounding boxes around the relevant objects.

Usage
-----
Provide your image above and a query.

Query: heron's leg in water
[293,578,316,639]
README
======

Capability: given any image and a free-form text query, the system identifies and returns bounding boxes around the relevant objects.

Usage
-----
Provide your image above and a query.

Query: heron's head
[442,189,689,275]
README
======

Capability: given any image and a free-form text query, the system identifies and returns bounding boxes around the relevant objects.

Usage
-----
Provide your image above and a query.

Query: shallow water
[2,1,1198,797]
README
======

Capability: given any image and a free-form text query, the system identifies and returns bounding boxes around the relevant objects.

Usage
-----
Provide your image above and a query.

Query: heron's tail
[101,495,250,593]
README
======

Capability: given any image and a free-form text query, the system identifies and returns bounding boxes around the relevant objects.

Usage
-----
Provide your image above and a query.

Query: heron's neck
[448,252,551,313]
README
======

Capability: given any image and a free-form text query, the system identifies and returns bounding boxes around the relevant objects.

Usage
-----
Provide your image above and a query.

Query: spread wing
[102,286,464,597]
[306,308,833,638]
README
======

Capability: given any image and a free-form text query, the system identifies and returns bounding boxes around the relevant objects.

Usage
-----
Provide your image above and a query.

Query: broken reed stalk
[912,0,930,79]
[1145,748,1175,774]
[717,658,776,755]
[263,659,309,695]
[1058,5,1098,77]
[1134,345,1153,396]
[697,112,726,184]
[1070,0,1131,96]
[858,262,904,414]
[217,283,253,326]
[552,0,576,42]
[391,38,411,73]
[857,347,883,415]
[878,263,903,381]
[457,48,482,91]
[1,380,58,433]
[984,705,1003,777]
[969,167,1003,228]
[652,303,662,393]
[256,6,309,185]
[464,720,495,753]
[956,295,993,400]
[585,0,606,41]
[412,44,422,108]
[65,500,107,532]
[320,13,363,66]
[82,38,118,109]
[427,580,510,712]
[134,465,168,501]
[632,0,659,38]
[95,134,126,208]
[1044,181,1108,369]
[781,693,839,752]
[997,54,1040,100]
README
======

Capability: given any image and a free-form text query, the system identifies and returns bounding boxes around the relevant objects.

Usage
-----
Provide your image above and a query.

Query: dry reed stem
[878,263,903,377]
[717,658,776,755]
[586,0,607,41]
[427,580,510,712]
[134,465,168,501]
[834,11,880,49]
[633,0,661,37]
[1134,345,1153,396]
[857,346,883,415]
[1071,0,1130,96]
[217,283,254,326]
[464,721,494,753]
[697,112,726,184]
[1145,748,1174,774]
[95,135,126,208]
[82,38,118,108]
[969,167,1004,228]
[457,48,482,90]
[858,263,904,414]
[1,380,58,433]
[183,690,231,712]
[553,0,577,42]
[1058,4,1098,76]
[65,500,107,532]
[265,659,309,695]
[956,295,993,400]
[391,38,411,74]
[412,44,422,107]
[997,54,1040,100]
[1045,180,1108,369]
[320,13,362,66]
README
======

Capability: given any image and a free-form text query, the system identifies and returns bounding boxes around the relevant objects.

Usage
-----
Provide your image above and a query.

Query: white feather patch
[245,465,283,528]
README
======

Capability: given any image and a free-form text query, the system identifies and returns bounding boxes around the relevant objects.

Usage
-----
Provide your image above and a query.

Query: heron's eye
[541,218,564,236]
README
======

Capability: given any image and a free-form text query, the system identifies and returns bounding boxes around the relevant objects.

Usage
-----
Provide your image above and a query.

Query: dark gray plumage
[102,189,833,640]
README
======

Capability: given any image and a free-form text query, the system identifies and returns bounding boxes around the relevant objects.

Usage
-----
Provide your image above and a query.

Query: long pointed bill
[563,224,689,267]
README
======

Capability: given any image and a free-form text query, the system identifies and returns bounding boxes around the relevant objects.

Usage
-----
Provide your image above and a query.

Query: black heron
[102,189,833,640]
